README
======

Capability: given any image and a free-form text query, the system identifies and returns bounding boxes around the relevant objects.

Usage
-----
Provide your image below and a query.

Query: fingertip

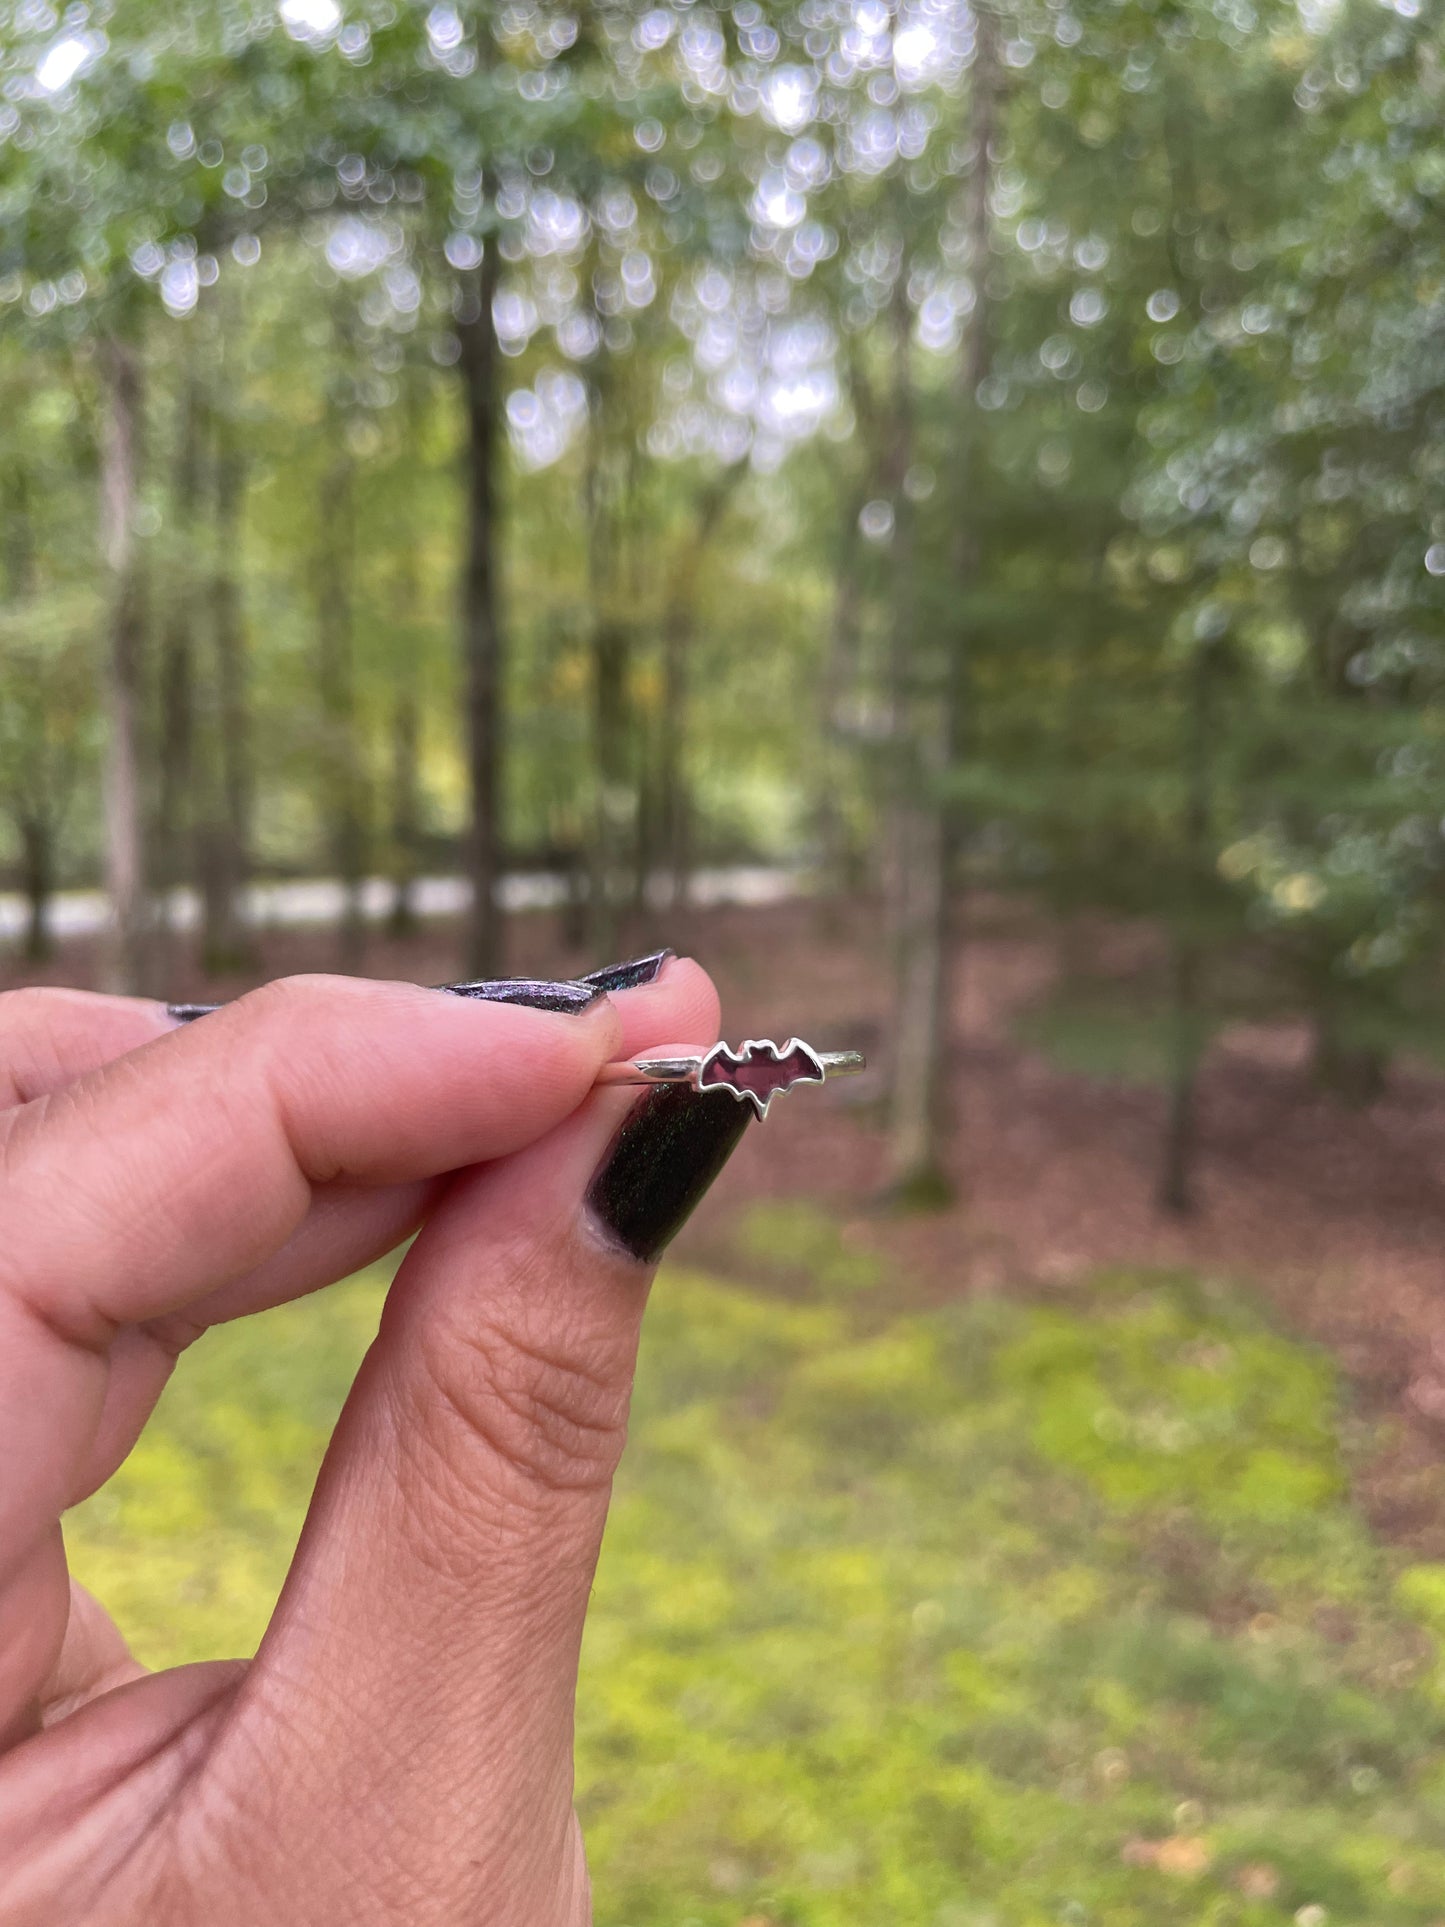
[146,971,625,1189]
[609,955,721,1057]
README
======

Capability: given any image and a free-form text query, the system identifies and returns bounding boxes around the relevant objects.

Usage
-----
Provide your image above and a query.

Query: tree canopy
[2,0,1443,1193]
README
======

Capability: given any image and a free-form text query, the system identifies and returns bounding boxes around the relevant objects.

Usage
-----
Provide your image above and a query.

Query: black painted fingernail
[586,1084,750,1264]
[438,978,605,1015]
[580,949,674,992]
[167,1003,218,1023]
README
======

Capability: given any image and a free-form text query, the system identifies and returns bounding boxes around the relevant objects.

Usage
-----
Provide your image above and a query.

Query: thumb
[202,1072,750,1926]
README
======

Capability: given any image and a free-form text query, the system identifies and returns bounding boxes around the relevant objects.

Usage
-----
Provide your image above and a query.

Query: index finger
[0,973,620,1342]
[0,973,621,1731]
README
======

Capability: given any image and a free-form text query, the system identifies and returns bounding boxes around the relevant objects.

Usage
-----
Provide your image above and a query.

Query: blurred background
[7,0,1445,1918]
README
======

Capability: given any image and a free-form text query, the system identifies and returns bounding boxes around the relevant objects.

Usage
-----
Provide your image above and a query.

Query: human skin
[0,954,731,1925]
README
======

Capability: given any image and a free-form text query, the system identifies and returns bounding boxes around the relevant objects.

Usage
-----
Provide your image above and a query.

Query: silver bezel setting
[695,1036,827,1120]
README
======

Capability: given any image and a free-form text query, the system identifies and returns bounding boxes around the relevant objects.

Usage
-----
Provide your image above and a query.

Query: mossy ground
[67,1215,1445,1925]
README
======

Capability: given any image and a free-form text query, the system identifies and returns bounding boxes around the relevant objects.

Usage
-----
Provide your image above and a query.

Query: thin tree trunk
[19,816,53,962]
[1159,939,1202,1213]
[561,842,589,950]
[200,396,254,970]
[655,460,744,916]
[654,606,690,915]
[633,738,658,923]
[885,800,952,1203]
[1159,646,1213,1213]
[884,8,998,1204]
[5,465,58,964]
[621,463,653,926]
[816,476,869,904]
[456,234,505,976]
[581,376,635,959]
[882,242,950,1203]
[3,463,34,598]
[317,342,367,972]
[98,335,151,994]
[387,688,422,937]
[320,467,367,970]
[1310,1010,1386,1108]
[158,370,202,935]
[589,614,630,961]
[386,377,428,941]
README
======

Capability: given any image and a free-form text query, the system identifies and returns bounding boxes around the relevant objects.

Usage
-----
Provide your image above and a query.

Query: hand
[0,958,740,1926]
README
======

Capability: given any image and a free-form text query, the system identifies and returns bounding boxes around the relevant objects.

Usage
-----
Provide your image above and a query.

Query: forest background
[9,0,1445,1920]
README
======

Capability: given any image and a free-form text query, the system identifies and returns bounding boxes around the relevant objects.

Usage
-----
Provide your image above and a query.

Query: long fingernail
[438,978,605,1015]
[580,949,674,992]
[586,1085,750,1264]
[170,980,608,1022]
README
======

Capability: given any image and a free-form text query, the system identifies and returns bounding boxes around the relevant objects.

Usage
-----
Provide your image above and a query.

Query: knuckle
[406,1254,634,1507]
[227,977,360,1172]
[237,972,374,1030]
[0,989,60,1102]
[236,973,331,1026]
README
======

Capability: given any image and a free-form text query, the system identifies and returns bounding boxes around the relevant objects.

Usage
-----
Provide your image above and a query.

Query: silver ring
[596,1037,866,1119]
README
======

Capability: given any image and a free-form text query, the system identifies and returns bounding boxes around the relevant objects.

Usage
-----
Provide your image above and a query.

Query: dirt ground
[12,891,1445,1553]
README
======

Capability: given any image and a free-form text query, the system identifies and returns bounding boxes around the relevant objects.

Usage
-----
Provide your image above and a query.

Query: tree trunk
[633,737,658,924]
[4,465,60,966]
[816,476,869,906]
[882,243,950,1204]
[319,460,367,971]
[883,8,998,1205]
[1311,1009,1386,1108]
[455,236,506,976]
[157,371,202,937]
[3,462,35,599]
[1159,937,1203,1214]
[199,396,254,971]
[580,373,638,960]
[561,842,589,951]
[387,688,422,937]
[1159,643,1214,1214]
[588,614,631,962]
[317,351,367,973]
[19,816,53,963]
[98,336,151,994]
[385,377,429,943]
[655,460,745,918]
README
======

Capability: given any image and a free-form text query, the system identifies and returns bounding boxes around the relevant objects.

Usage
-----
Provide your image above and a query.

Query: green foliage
[2,0,1444,1094]
[67,1261,1445,1924]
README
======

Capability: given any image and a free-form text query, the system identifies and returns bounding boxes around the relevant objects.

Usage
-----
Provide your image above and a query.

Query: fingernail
[580,949,674,992]
[169,981,607,1021]
[438,978,605,1015]
[586,1084,750,1265]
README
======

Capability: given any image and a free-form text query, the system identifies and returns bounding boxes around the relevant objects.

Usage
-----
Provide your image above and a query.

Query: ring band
[596,1038,866,1119]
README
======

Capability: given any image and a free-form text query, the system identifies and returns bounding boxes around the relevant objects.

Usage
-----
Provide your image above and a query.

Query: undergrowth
[67,1214,1445,1924]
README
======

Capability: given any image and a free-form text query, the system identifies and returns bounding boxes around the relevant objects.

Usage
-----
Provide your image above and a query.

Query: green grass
[66,1230,1445,1925]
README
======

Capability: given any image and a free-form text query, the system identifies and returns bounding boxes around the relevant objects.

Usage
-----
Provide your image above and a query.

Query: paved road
[0,865,805,945]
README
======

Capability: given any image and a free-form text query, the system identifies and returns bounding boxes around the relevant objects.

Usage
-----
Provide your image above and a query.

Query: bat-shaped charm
[595,1038,865,1118]
[696,1038,826,1119]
